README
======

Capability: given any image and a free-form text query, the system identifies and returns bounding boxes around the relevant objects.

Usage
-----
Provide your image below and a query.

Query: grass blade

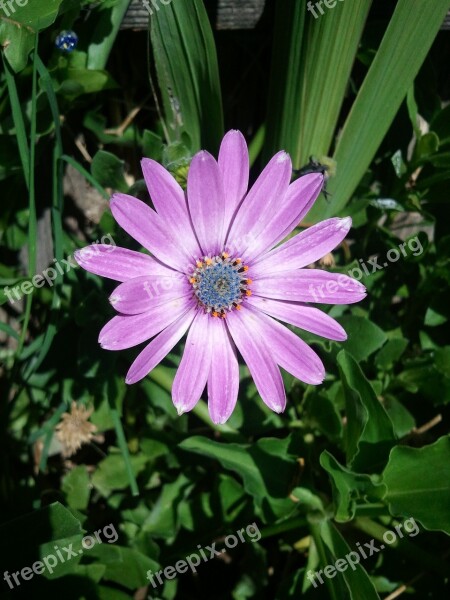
[309,0,450,220]
[150,0,224,153]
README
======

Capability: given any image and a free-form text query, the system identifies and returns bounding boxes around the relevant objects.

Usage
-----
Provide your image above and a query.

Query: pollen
[188,253,252,317]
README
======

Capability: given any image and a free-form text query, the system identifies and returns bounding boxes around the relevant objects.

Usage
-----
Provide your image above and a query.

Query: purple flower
[75,130,365,423]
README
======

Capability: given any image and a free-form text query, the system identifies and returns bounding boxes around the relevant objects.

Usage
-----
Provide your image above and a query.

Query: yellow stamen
[235,304,242,310]
[246,279,252,284]
[212,311,219,317]
[205,258,213,265]
[243,265,249,271]
[189,277,197,284]
[196,260,203,268]
[222,252,229,259]
[246,290,252,296]
[221,312,227,319]
[235,258,242,264]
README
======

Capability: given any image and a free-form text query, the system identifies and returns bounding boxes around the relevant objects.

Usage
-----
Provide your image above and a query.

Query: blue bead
[55,30,79,52]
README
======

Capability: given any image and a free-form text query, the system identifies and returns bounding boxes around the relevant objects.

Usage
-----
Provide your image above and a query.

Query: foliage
[1,0,450,598]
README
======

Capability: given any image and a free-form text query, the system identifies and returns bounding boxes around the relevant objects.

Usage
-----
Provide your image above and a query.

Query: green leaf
[62,465,91,511]
[320,451,386,522]
[308,0,450,220]
[92,453,148,497]
[337,350,396,472]
[150,0,223,153]
[0,0,64,71]
[338,316,388,362]
[180,435,299,521]
[264,0,371,167]
[0,502,83,582]
[88,544,159,589]
[91,150,128,193]
[382,436,450,534]
[142,129,164,161]
[310,520,380,600]
[374,337,408,370]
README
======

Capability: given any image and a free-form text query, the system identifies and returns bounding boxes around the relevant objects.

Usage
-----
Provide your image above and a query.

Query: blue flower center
[190,253,251,317]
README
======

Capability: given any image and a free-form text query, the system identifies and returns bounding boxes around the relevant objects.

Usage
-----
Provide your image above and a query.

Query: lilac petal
[172,311,212,415]
[251,217,352,276]
[246,308,325,385]
[74,245,173,282]
[187,151,225,255]
[247,296,347,341]
[244,173,323,260]
[109,274,190,315]
[110,193,189,271]
[207,318,239,424]
[141,159,201,259]
[218,130,249,232]
[252,270,366,304]
[125,308,196,384]
[226,309,286,413]
[99,296,194,350]
[227,151,292,256]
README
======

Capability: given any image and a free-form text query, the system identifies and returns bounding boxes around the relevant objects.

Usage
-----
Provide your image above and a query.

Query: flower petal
[172,311,212,415]
[141,158,201,260]
[244,173,324,260]
[207,318,239,424]
[125,308,196,384]
[252,270,366,304]
[247,296,347,341]
[218,130,249,232]
[251,217,352,276]
[110,193,188,271]
[245,308,325,384]
[99,296,194,350]
[74,244,172,282]
[187,151,225,255]
[226,309,286,413]
[109,274,190,315]
[227,151,292,256]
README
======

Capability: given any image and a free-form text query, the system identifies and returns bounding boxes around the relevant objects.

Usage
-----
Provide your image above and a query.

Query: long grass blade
[308,0,450,220]
[150,0,224,153]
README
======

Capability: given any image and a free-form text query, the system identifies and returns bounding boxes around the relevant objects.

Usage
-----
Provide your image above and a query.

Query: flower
[75,130,366,423]
[55,402,97,457]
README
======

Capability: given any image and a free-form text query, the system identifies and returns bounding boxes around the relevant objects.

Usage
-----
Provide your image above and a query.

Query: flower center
[189,253,252,317]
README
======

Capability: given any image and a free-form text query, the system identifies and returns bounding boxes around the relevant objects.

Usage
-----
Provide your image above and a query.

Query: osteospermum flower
[75,130,365,423]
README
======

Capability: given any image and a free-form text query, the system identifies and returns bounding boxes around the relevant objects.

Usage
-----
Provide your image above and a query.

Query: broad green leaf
[150,0,223,153]
[62,465,91,511]
[180,435,299,521]
[338,316,388,362]
[374,337,408,370]
[308,0,450,220]
[92,453,148,497]
[338,350,396,472]
[0,0,64,71]
[382,435,450,534]
[0,502,83,585]
[310,520,380,600]
[91,150,128,193]
[88,544,159,589]
[320,451,386,522]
